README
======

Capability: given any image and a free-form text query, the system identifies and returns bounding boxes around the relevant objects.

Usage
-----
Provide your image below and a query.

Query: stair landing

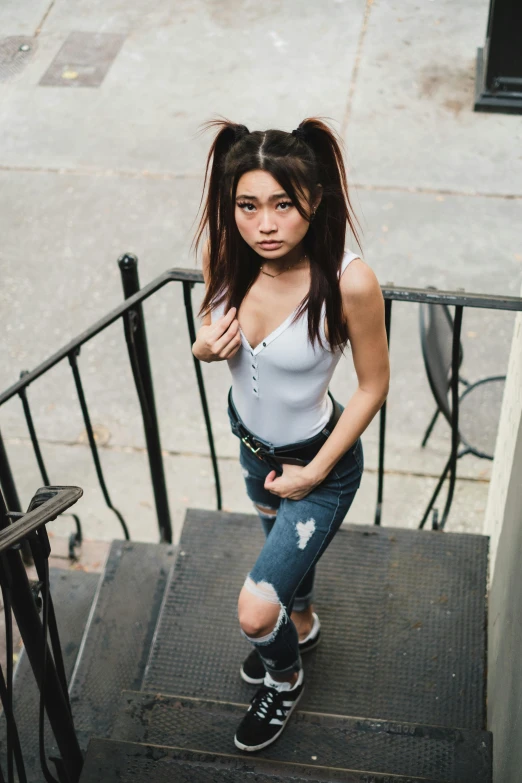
[143,509,489,729]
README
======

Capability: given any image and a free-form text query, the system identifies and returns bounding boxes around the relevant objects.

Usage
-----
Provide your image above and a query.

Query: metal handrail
[2,274,521,408]
[1,261,522,539]
[0,486,84,782]
[380,285,522,311]
[0,269,199,407]
[0,486,82,553]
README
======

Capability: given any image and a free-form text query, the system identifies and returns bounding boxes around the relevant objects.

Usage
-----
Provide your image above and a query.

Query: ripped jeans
[231,400,364,677]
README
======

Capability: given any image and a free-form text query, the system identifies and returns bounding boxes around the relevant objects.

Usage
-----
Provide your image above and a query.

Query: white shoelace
[252,688,276,720]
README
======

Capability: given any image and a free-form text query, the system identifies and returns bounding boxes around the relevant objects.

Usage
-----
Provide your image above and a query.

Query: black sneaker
[234,669,304,751]
[240,612,321,685]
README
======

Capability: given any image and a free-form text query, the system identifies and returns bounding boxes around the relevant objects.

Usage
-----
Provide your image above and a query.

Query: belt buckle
[241,433,282,474]
[241,435,262,455]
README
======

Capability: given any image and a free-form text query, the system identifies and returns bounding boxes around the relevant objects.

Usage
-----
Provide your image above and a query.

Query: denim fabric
[229,398,364,677]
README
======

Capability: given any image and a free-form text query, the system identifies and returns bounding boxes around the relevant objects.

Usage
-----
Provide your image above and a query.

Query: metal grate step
[79,737,451,783]
[144,509,489,729]
[69,539,177,749]
[111,690,492,783]
[0,568,100,783]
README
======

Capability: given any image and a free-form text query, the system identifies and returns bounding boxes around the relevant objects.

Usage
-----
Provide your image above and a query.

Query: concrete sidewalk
[1,0,521,544]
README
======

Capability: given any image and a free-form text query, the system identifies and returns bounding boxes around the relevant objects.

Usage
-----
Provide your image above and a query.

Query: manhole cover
[0,37,36,82]
[39,31,126,88]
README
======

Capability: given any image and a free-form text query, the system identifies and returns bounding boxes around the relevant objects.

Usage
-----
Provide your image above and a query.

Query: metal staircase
[5,507,492,782]
[3,261,520,781]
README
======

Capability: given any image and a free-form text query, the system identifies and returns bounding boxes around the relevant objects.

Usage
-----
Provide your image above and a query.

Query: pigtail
[292,117,363,351]
[194,118,257,324]
[295,117,362,252]
[194,119,250,279]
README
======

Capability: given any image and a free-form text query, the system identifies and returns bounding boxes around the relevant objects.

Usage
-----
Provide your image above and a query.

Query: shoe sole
[233,688,304,752]
[240,631,321,685]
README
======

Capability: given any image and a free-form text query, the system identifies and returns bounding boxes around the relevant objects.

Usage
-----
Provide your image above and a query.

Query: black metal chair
[418,293,505,527]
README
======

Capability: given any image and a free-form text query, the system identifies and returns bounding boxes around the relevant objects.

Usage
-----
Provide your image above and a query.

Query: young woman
[192,118,390,752]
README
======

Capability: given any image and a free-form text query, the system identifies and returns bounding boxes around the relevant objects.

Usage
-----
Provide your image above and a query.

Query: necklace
[260,254,308,278]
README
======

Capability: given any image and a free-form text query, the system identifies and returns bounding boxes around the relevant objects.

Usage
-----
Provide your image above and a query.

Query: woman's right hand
[192,307,242,362]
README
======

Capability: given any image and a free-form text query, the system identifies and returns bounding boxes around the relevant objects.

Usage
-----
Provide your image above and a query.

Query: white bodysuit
[211,249,360,446]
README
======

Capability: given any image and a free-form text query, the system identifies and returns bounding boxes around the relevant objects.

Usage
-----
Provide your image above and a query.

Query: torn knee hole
[240,578,287,639]
[243,576,280,604]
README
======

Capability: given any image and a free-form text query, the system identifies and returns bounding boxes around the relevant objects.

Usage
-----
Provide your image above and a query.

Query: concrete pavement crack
[341,0,374,136]
[0,164,201,181]
[34,0,57,37]
[0,164,519,200]
[4,435,491,483]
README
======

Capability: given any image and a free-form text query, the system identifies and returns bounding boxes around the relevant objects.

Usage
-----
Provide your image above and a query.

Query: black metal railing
[0,258,199,556]
[0,485,84,783]
[378,285,522,529]
[1,257,522,549]
[0,258,520,780]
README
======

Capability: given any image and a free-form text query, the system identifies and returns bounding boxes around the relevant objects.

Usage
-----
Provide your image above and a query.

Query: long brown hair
[194,117,362,352]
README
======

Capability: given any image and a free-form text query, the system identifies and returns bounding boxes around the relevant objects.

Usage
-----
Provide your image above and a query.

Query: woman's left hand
[264,463,321,501]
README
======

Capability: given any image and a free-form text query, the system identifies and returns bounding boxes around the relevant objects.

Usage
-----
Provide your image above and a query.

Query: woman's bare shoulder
[340,257,383,317]
[340,257,382,304]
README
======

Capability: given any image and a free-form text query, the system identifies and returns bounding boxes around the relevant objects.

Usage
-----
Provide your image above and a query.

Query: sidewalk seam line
[0,165,519,200]
[4,435,491,483]
[341,0,374,136]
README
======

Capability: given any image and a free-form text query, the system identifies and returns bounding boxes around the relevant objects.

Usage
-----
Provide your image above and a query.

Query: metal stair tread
[79,736,452,783]
[143,508,489,729]
[68,539,177,749]
[110,689,492,783]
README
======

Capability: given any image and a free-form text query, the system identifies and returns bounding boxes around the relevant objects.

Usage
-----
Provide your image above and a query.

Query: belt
[227,387,343,476]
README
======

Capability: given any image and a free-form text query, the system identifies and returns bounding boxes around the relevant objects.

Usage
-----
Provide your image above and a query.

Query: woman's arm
[192,240,241,362]
[303,258,390,483]
[264,258,389,500]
